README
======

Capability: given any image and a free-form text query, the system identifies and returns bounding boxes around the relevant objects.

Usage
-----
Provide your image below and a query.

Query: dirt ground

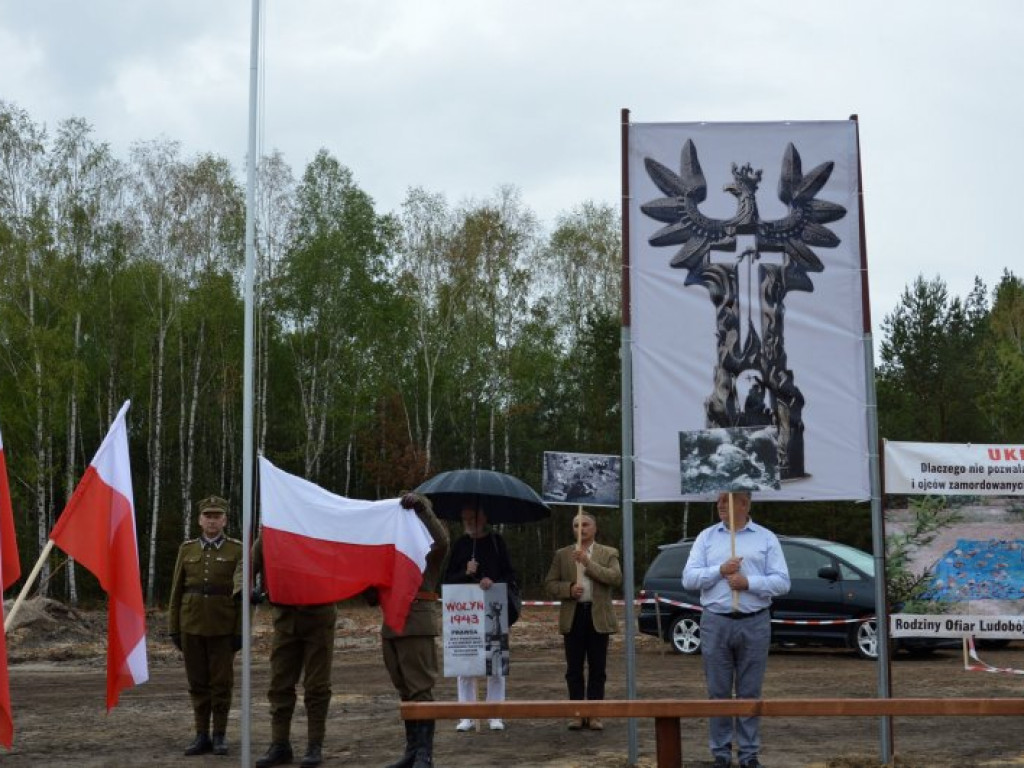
[4,599,1024,768]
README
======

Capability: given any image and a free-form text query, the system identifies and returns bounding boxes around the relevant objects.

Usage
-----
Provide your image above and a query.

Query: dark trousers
[382,634,439,703]
[562,603,609,700]
[182,633,236,734]
[268,604,337,743]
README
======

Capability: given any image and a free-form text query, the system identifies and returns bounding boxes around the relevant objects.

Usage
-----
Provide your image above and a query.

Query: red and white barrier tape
[639,594,872,626]
[965,636,1024,676]
[522,595,871,626]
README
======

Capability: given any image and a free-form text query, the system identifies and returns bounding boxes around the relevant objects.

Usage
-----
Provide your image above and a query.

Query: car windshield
[806,539,875,576]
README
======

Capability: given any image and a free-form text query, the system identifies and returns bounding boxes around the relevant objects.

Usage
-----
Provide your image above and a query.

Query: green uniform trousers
[267,604,338,743]
[182,633,236,734]
[382,634,438,702]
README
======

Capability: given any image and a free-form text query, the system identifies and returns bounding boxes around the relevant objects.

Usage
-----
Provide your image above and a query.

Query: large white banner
[884,441,1024,496]
[628,121,870,502]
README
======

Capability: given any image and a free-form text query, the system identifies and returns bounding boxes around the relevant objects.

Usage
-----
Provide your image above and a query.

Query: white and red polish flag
[0,420,22,748]
[49,401,147,710]
[259,456,434,633]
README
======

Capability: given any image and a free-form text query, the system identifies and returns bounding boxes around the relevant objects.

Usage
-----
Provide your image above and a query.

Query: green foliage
[877,275,990,442]
[2,100,1024,607]
[884,496,961,613]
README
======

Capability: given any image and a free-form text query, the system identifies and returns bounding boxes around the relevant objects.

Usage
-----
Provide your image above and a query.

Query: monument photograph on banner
[679,426,780,495]
[628,120,870,502]
[541,451,622,507]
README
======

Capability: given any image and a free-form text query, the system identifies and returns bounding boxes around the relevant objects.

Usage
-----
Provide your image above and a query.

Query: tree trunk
[145,296,168,605]
[179,320,205,539]
[64,312,82,604]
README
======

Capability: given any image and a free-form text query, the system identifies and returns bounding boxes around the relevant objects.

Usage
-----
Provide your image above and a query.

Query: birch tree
[126,138,186,602]
[254,151,295,456]
[457,188,538,470]
[46,117,128,603]
[395,188,465,476]
[277,150,392,480]
[168,154,244,539]
[0,101,53,593]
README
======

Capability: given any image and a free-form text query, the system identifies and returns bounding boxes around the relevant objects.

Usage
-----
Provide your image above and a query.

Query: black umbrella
[415,468,551,524]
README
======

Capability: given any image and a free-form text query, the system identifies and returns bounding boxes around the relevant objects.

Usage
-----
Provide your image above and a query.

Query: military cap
[197,495,229,516]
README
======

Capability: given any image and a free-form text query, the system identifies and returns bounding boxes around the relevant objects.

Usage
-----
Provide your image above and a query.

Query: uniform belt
[717,607,768,620]
[415,590,439,601]
[184,585,232,596]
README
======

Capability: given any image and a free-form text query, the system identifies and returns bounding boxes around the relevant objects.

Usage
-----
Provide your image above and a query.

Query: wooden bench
[401,698,1024,767]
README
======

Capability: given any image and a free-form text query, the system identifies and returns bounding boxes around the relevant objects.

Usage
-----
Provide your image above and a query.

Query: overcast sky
[2,1,1022,336]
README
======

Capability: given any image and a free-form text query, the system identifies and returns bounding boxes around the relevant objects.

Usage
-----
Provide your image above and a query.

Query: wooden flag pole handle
[575,505,585,585]
[4,539,56,632]
[729,493,739,611]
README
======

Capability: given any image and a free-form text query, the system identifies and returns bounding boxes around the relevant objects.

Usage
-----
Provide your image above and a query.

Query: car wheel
[851,618,878,660]
[669,614,701,655]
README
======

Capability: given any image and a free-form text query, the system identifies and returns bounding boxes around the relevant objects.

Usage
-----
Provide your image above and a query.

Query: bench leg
[654,716,681,768]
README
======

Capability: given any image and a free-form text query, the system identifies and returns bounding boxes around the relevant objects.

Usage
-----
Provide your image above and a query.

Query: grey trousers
[699,609,771,763]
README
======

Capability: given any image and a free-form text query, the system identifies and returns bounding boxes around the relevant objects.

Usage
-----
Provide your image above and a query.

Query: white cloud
[1,0,1022,329]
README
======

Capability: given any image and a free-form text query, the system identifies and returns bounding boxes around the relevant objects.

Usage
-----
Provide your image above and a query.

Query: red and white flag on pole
[259,456,434,633]
[0,420,22,748]
[49,401,147,710]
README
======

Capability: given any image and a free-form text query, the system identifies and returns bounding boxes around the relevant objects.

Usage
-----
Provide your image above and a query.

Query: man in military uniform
[252,536,337,768]
[168,495,244,757]
[383,492,450,768]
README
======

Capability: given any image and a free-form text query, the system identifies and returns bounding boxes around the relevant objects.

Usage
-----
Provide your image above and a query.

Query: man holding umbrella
[443,503,517,732]
[411,469,549,744]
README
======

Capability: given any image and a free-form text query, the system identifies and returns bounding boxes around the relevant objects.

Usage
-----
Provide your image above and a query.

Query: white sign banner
[442,584,510,678]
[891,613,1024,639]
[884,441,1024,496]
[628,120,869,502]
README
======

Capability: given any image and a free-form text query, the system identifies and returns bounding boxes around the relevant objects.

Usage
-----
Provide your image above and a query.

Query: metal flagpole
[241,1,262,765]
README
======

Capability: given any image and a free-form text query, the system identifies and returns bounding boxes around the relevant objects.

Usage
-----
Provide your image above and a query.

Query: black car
[637,535,947,659]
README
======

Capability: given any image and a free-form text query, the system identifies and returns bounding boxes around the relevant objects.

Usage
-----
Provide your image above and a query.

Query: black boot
[411,720,435,768]
[212,732,228,756]
[385,721,417,768]
[255,741,294,768]
[300,742,323,767]
[184,733,213,756]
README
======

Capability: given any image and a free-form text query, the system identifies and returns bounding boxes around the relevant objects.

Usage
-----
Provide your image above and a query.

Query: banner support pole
[619,106,640,766]
[852,113,894,764]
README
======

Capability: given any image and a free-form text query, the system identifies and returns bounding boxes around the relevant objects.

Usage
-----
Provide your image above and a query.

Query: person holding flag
[168,495,244,757]
[382,491,449,768]
[252,533,338,768]
[253,457,437,768]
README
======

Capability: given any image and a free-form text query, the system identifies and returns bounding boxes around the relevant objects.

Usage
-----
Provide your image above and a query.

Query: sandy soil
[4,599,1024,767]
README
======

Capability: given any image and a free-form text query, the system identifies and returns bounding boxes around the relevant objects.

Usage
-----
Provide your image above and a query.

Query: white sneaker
[456,719,474,732]
[489,719,505,731]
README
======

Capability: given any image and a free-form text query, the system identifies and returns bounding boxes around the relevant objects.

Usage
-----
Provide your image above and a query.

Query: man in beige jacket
[545,512,622,730]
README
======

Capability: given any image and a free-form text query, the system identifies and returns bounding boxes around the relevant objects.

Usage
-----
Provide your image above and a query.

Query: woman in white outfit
[443,504,517,732]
